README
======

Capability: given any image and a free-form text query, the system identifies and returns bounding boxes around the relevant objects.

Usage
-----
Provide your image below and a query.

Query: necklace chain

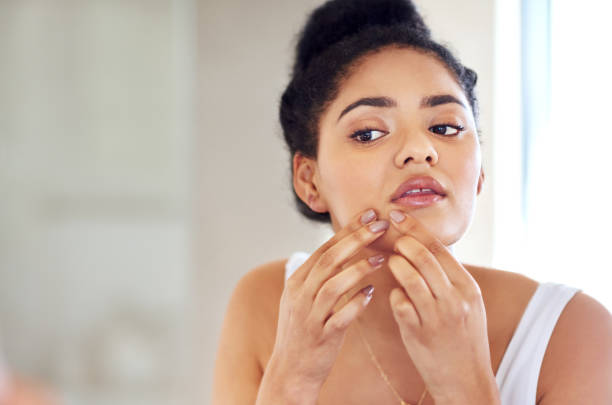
[344,292,428,405]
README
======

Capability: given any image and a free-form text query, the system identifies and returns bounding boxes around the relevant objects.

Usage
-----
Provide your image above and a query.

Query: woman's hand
[262,208,389,403]
[386,209,500,405]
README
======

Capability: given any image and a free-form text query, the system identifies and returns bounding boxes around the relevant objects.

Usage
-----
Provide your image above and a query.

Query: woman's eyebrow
[421,94,466,109]
[337,96,396,122]
[336,94,466,123]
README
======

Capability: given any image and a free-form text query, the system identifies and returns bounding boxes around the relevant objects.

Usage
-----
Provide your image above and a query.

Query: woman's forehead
[330,47,467,111]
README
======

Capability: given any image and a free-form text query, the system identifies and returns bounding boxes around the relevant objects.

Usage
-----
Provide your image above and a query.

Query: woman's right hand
[264,208,389,400]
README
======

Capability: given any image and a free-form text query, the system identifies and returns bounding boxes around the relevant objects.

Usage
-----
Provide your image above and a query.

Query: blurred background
[0,0,610,404]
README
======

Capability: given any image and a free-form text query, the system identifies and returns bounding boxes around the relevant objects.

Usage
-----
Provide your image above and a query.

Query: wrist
[431,375,500,405]
[256,355,321,405]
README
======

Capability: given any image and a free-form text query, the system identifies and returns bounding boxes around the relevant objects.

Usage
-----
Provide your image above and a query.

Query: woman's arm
[213,209,390,405]
[211,261,284,405]
[212,259,336,405]
[214,209,389,405]
[537,291,612,404]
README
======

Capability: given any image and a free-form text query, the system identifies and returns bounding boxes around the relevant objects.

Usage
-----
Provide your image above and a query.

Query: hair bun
[293,0,430,75]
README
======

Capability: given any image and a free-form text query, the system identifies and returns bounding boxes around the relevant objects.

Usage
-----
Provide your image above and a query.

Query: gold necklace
[344,291,428,405]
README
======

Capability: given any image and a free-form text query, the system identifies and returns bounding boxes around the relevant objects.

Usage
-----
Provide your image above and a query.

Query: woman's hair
[280,0,479,224]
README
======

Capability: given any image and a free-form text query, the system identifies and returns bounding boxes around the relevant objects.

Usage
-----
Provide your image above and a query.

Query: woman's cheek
[443,150,481,243]
[324,160,383,229]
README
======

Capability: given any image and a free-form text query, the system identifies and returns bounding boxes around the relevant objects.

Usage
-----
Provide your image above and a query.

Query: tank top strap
[495,282,581,404]
[284,251,311,281]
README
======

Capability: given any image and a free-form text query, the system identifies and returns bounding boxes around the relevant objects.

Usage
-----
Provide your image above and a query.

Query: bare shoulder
[211,258,287,405]
[234,258,287,309]
[231,258,288,360]
[465,264,612,402]
[463,262,539,286]
[537,290,612,404]
[462,263,540,309]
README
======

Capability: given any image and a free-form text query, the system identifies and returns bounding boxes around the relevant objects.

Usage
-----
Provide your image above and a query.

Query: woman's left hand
[386,209,500,405]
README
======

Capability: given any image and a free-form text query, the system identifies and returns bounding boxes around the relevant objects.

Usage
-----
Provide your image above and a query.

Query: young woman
[212,1,612,404]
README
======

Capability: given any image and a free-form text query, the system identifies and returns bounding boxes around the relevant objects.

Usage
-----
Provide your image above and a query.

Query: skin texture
[212,47,612,405]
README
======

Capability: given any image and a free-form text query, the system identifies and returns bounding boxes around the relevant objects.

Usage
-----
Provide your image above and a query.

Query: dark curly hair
[280,0,479,224]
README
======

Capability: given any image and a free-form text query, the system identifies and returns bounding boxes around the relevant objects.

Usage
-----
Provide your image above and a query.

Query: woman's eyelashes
[349,128,388,143]
[429,123,465,136]
[349,123,464,144]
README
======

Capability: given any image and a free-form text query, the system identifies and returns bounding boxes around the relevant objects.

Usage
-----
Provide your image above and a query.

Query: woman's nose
[393,130,439,168]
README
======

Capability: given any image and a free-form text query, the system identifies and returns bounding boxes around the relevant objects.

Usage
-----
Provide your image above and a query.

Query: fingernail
[389,210,406,223]
[368,220,389,233]
[361,285,374,300]
[360,209,376,225]
[368,254,385,267]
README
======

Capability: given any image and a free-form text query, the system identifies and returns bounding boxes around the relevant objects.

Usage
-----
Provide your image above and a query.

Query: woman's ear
[293,153,328,213]
[477,166,485,195]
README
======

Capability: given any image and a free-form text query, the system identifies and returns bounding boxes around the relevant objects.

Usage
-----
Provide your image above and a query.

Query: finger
[389,287,420,327]
[303,219,389,300]
[394,235,452,298]
[322,284,374,337]
[289,208,379,284]
[389,209,473,287]
[311,256,385,324]
[388,254,436,321]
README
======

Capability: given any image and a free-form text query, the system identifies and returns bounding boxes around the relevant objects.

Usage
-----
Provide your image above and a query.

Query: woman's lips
[391,191,445,208]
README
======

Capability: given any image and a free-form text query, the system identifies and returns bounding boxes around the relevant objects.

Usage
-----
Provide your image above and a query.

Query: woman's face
[304,47,484,251]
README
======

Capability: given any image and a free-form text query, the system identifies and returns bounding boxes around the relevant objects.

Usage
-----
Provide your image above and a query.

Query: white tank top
[284,251,581,405]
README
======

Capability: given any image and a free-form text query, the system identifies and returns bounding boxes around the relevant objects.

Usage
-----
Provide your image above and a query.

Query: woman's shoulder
[462,263,540,308]
[234,257,288,319]
[468,263,612,403]
[464,262,538,285]
[239,257,288,289]
[463,264,541,347]
[232,258,289,364]
[213,258,289,403]
[536,285,612,403]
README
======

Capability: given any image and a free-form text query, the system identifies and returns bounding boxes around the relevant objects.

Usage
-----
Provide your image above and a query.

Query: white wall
[0,1,195,404]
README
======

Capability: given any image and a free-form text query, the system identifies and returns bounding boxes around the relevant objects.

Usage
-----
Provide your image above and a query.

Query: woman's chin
[368,221,455,253]
[369,226,404,252]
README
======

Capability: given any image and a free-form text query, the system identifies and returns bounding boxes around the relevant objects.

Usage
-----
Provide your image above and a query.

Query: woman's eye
[429,124,464,136]
[349,128,387,143]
